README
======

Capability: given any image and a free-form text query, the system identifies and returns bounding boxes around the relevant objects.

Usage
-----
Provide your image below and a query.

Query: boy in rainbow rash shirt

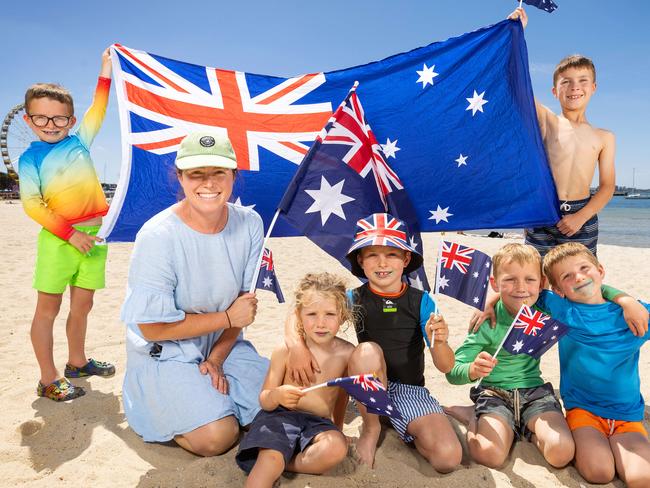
[19,48,115,401]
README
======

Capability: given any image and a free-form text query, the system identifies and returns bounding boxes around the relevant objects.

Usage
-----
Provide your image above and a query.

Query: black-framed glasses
[27,114,73,128]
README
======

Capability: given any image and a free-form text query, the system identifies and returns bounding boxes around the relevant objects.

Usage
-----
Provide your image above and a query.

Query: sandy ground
[1,201,648,487]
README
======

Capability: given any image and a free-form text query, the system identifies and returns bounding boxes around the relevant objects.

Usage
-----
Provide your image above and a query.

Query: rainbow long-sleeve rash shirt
[19,77,111,241]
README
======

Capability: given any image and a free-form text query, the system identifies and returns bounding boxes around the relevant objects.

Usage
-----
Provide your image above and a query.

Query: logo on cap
[199,136,215,147]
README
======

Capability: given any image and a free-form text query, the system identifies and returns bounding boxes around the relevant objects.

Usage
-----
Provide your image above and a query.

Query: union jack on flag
[435,240,492,309]
[327,374,401,420]
[111,44,332,170]
[352,373,383,392]
[440,241,474,274]
[503,305,569,359]
[513,306,547,336]
[318,86,403,206]
[347,213,410,255]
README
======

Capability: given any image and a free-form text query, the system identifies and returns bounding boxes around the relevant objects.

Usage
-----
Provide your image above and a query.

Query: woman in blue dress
[121,131,269,456]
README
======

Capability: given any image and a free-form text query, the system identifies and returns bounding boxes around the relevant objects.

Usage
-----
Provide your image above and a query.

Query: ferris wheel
[1,103,36,180]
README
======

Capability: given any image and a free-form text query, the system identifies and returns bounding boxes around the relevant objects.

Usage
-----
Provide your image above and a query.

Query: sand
[1,201,648,487]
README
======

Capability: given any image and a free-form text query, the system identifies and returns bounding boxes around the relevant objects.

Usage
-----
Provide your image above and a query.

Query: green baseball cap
[175,131,237,170]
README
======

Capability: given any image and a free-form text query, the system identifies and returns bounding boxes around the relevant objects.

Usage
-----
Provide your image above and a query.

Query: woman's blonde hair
[294,272,353,338]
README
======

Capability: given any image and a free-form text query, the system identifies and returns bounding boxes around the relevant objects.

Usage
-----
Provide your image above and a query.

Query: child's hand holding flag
[425,313,449,348]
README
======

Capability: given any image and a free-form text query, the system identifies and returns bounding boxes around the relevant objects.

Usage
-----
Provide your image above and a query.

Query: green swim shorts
[33,225,108,294]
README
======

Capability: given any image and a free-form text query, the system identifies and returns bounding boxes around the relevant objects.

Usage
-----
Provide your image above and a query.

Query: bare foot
[443,405,475,426]
[354,427,380,468]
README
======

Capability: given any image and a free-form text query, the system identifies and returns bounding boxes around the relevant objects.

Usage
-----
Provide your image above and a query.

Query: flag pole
[476,306,520,386]
[301,381,329,393]
[248,209,281,294]
[518,0,523,8]
[433,233,445,315]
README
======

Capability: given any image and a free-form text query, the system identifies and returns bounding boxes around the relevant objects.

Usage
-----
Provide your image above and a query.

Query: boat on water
[625,168,650,199]
[625,193,650,199]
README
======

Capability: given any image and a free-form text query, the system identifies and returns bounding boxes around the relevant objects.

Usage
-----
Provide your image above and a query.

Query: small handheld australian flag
[520,0,558,13]
[254,248,285,303]
[327,374,402,420]
[502,305,568,359]
[435,240,492,309]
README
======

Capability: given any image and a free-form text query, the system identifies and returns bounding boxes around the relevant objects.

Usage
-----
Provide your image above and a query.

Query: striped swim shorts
[525,197,598,258]
[387,382,444,443]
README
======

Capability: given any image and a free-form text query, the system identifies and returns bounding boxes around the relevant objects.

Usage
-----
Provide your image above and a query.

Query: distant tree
[0,172,18,191]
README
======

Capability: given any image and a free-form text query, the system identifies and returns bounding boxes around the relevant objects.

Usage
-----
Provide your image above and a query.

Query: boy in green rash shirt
[445,244,575,469]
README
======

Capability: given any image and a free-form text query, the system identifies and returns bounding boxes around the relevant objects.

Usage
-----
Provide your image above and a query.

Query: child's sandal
[64,358,116,378]
[37,378,85,402]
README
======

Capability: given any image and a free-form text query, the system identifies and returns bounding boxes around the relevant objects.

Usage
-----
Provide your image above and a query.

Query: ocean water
[598,196,650,248]
[471,196,650,249]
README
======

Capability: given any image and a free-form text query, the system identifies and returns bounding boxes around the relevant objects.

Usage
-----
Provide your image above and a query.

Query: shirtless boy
[236,273,354,487]
[510,8,615,257]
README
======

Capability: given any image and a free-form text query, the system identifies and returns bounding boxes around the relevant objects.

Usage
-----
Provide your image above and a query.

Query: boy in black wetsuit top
[344,213,462,471]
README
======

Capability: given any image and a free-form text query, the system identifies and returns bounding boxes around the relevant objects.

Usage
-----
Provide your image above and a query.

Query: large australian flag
[102,19,559,242]
[503,305,569,359]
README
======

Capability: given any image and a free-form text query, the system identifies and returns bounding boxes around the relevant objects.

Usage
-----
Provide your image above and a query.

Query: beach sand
[1,201,648,487]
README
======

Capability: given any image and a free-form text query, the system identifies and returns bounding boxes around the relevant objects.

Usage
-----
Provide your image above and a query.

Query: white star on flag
[409,274,424,290]
[416,63,439,88]
[369,397,376,403]
[512,340,524,353]
[528,348,534,353]
[233,197,256,209]
[455,154,468,167]
[305,176,355,226]
[485,262,491,268]
[438,275,450,290]
[428,205,453,224]
[551,335,556,340]
[262,276,273,288]
[472,271,479,278]
[409,236,418,250]
[381,138,401,159]
[552,325,559,331]
[473,296,479,304]
[466,90,488,116]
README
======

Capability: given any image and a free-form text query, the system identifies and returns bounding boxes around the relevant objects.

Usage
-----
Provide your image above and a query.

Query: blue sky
[2,0,649,188]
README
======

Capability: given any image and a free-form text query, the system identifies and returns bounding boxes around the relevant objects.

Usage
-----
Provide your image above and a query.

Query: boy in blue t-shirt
[540,243,650,487]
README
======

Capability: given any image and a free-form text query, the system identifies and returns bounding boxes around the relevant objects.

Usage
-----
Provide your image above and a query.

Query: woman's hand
[199,357,229,394]
[226,292,258,328]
